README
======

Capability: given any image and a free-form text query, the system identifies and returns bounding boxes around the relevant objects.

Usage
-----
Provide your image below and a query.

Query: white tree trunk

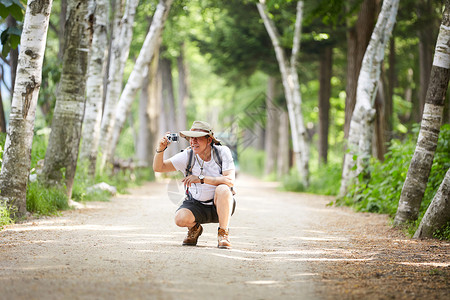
[414,168,450,239]
[41,0,92,198]
[99,0,139,167]
[106,0,173,163]
[0,0,53,217]
[257,0,310,187]
[79,0,109,176]
[339,0,399,197]
[394,2,450,226]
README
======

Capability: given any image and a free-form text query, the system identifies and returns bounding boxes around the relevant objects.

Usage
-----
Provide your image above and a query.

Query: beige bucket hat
[179,121,221,144]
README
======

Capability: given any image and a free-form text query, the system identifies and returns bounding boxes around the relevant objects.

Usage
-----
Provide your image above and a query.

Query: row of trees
[0,0,448,238]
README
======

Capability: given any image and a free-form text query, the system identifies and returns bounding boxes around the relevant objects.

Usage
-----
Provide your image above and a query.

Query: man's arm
[153,136,177,173]
[182,169,235,187]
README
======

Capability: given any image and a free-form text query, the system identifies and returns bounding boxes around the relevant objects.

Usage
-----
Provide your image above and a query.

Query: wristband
[156,146,167,153]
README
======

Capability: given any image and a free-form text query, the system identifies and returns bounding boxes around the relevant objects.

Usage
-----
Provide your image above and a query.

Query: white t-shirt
[169,145,235,203]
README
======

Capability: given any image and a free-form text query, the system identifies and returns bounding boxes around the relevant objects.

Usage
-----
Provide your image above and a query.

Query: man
[153,121,236,249]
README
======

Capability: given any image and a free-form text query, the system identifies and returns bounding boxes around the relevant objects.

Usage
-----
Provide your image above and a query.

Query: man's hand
[182,175,200,187]
[156,132,170,152]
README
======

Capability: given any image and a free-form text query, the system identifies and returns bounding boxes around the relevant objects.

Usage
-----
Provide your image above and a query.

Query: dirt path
[0,175,449,299]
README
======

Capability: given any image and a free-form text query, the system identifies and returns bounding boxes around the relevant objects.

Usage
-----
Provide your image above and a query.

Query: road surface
[0,175,449,299]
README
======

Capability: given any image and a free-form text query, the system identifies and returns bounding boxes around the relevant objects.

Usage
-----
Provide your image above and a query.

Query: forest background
[0,0,449,239]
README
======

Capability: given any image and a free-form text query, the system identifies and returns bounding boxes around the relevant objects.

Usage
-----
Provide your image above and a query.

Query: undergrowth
[337,124,450,238]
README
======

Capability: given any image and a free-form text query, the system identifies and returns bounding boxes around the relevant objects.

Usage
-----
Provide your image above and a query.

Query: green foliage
[338,125,450,224]
[0,0,25,56]
[0,203,12,229]
[26,181,69,215]
[433,222,450,241]
[281,169,305,192]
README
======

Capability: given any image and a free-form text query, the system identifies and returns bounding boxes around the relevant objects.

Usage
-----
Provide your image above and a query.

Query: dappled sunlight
[399,262,450,267]
[245,280,280,285]
[5,224,145,232]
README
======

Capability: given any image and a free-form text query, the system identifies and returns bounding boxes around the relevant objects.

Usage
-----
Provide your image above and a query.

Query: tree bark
[0,0,53,218]
[386,36,395,141]
[58,0,67,59]
[344,0,377,138]
[264,76,279,176]
[79,0,109,176]
[394,1,450,226]
[107,0,173,163]
[277,109,290,177]
[257,0,310,187]
[414,168,450,239]
[339,0,399,197]
[318,46,332,164]
[416,0,436,122]
[41,0,92,198]
[99,0,138,169]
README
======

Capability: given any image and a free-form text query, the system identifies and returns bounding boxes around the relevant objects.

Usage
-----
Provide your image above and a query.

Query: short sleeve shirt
[170,145,235,202]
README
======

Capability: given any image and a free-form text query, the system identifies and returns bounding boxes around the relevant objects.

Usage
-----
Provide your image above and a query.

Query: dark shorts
[177,198,236,224]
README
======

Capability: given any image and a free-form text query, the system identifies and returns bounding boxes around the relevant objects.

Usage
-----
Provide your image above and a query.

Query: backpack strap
[211,145,222,175]
[185,148,194,177]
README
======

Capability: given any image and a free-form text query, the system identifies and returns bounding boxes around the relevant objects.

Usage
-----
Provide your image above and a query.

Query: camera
[166,133,179,143]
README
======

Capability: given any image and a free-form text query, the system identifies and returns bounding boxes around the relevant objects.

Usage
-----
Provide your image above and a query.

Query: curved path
[0,175,449,299]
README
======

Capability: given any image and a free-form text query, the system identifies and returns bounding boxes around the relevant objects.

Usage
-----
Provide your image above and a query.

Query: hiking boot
[182,223,203,246]
[217,227,231,249]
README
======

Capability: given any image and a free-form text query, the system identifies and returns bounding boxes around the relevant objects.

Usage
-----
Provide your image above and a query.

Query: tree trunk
[277,109,290,177]
[339,0,399,198]
[99,0,138,169]
[0,75,6,133]
[6,16,19,98]
[58,0,67,59]
[416,0,435,122]
[257,0,310,187]
[0,0,53,218]
[414,168,450,239]
[264,76,279,176]
[79,0,109,176]
[148,49,162,169]
[177,42,189,131]
[374,78,386,161]
[160,56,180,157]
[107,0,173,164]
[394,1,450,226]
[318,46,332,165]
[344,0,377,138]
[386,36,395,141]
[136,63,151,167]
[41,0,92,198]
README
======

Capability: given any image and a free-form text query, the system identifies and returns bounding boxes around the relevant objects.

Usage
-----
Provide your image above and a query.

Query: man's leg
[214,184,233,249]
[174,208,196,228]
[175,208,202,246]
[214,184,234,229]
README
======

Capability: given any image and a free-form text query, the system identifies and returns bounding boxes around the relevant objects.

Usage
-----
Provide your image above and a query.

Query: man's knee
[174,209,194,227]
[215,184,232,199]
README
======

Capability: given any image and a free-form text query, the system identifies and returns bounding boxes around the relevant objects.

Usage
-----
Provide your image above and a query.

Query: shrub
[0,204,12,229]
[338,124,450,236]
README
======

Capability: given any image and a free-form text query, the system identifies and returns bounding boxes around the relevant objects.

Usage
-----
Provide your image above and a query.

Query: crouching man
[153,121,236,249]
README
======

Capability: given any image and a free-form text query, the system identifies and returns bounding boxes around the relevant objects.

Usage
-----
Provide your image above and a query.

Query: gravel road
[0,175,449,299]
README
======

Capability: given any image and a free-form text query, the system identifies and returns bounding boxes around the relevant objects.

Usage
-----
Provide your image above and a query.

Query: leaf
[2,43,11,57]
[10,33,20,49]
